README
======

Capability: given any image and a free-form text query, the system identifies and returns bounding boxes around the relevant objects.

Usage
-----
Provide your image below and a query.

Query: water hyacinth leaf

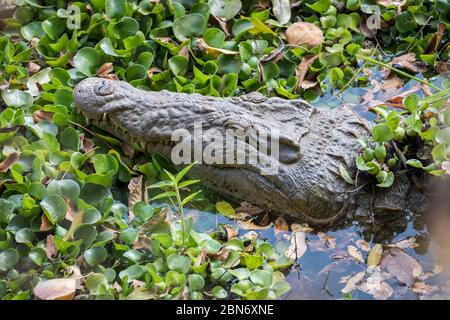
[396,12,417,33]
[436,128,450,145]
[47,179,80,204]
[306,0,331,13]
[21,21,45,40]
[212,285,228,299]
[42,17,65,40]
[93,154,119,175]
[0,248,19,272]
[173,13,207,41]
[250,269,273,288]
[106,0,128,19]
[72,47,101,77]
[84,246,108,266]
[372,125,393,143]
[40,194,67,224]
[1,89,33,109]
[208,0,242,21]
[60,127,80,151]
[188,274,205,291]
[169,55,188,76]
[272,0,291,25]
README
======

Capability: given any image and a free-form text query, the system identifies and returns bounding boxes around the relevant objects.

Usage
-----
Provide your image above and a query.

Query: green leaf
[0,248,19,272]
[376,171,394,188]
[216,201,236,217]
[1,90,33,109]
[250,269,273,288]
[40,194,67,224]
[169,55,188,76]
[396,12,417,33]
[436,128,450,145]
[212,285,228,299]
[372,124,394,142]
[61,127,80,151]
[173,13,207,41]
[167,254,191,274]
[188,274,205,291]
[42,17,65,40]
[47,179,80,204]
[93,154,119,175]
[306,0,331,13]
[209,0,242,21]
[105,0,128,19]
[339,164,354,184]
[84,247,108,266]
[73,47,101,77]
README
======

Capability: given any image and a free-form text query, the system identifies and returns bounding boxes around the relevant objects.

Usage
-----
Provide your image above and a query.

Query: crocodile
[73,77,429,225]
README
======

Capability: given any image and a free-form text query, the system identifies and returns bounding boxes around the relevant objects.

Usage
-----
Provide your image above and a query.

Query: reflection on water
[184,207,450,300]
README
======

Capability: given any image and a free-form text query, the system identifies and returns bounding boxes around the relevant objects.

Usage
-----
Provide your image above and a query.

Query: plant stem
[354,54,441,91]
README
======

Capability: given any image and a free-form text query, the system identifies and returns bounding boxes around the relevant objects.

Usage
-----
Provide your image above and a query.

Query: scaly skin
[74,78,427,225]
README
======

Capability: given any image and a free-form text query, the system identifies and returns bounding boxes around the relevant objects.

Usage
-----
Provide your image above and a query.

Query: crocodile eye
[94,80,114,96]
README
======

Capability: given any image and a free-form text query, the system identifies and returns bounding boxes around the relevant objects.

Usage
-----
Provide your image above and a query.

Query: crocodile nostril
[94,80,114,96]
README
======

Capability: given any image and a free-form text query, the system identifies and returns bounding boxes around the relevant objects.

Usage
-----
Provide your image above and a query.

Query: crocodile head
[74,78,428,225]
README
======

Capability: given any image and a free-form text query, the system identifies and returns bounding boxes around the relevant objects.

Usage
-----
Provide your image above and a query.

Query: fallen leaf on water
[381,248,422,285]
[274,216,289,235]
[0,152,18,172]
[285,22,324,48]
[411,282,440,295]
[381,76,404,91]
[291,223,313,233]
[237,220,273,230]
[356,239,371,252]
[383,53,426,77]
[359,278,393,300]
[341,271,366,294]
[241,231,258,241]
[347,245,364,263]
[388,237,418,249]
[367,244,383,267]
[317,232,336,249]
[285,230,307,260]
[34,278,76,300]
[128,175,143,221]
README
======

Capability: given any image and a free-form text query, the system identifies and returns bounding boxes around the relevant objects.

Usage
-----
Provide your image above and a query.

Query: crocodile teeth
[140,141,146,150]
[85,117,90,125]
[102,113,107,122]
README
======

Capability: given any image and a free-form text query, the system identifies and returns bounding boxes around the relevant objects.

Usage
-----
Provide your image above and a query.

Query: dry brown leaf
[44,235,58,261]
[33,278,76,300]
[285,230,307,260]
[411,282,440,295]
[317,232,336,249]
[388,237,418,249]
[355,239,371,252]
[286,22,324,48]
[359,277,393,300]
[97,62,114,78]
[367,244,383,267]
[341,271,365,294]
[295,55,318,93]
[241,231,258,241]
[33,110,54,123]
[384,53,426,77]
[27,62,41,75]
[237,220,273,230]
[436,61,449,75]
[178,46,189,58]
[300,80,317,90]
[426,23,446,54]
[291,223,313,233]
[80,136,95,153]
[223,224,238,241]
[381,76,404,91]
[128,175,143,221]
[40,214,53,232]
[274,216,289,234]
[209,247,230,262]
[147,66,162,80]
[381,248,422,285]
[347,245,364,263]
[0,152,18,172]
